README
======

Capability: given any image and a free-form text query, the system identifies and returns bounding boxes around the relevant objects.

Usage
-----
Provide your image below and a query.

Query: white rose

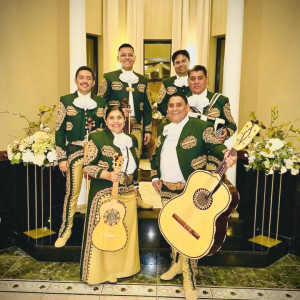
[248,155,256,163]
[284,159,293,169]
[291,168,299,176]
[33,154,46,166]
[261,151,274,158]
[268,138,285,151]
[47,151,57,163]
[280,166,287,174]
[267,169,274,175]
[23,151,34,163]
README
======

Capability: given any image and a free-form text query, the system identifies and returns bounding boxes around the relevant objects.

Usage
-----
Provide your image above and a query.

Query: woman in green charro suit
[80,106,140,284]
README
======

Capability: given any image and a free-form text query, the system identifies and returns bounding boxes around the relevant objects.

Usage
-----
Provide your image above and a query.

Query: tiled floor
[0,246,299,299]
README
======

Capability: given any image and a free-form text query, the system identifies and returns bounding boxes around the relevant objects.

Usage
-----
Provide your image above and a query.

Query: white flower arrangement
[2,105,57,167]
[245,106,300,175]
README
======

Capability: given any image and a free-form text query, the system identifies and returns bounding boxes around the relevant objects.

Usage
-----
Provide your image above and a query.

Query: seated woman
[80,106,140,284]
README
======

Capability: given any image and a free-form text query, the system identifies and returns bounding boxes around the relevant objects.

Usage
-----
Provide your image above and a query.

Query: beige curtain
[127,0,144,74]
[171,0,211,74]
[103,0,120,73]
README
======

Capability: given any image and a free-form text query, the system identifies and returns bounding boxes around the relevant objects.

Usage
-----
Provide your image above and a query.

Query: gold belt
[162,180,185,191]
[70,140,86,147]
[120,174,134,186]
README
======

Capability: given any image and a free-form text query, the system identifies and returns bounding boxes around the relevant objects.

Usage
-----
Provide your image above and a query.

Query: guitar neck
[111,182,119,201]
[215,148,237,178]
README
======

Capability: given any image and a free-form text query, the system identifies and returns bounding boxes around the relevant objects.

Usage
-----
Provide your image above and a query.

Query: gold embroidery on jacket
[97,160,109,169]
[111,81,123,90]
[158,84,167,104]
[84,140,98,165]
[55,102,66,131]
[180,136,197,149]
[98,78,107,97]
[207,155,221,166]
[191,155,207,170]
[137,83,146,93]
[66,122,73,131]
[84,165,101,178]
[108,100,120,107]
[96,107,105,118]
[66,106,78,116]
[101,145,116,157]
[224,102,236,124]
[167,86,177,95]
[206,107,220,118]
[203,127,220,144]
[56,146,67,160]
[140,102,144,111]
[155,135,161,148]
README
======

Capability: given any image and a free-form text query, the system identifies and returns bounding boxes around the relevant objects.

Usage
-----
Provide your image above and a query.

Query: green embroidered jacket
[98,69,152,134]
[151,117,227,181]
[83,128,139,191]
[55,92,106,162]
[157,76,191,116]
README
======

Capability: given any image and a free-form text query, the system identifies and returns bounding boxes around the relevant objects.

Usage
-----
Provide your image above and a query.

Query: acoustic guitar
[158,121,260,259]
[92,153,128,252]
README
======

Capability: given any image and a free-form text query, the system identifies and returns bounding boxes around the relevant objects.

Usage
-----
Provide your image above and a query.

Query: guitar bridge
[172,214,200,240]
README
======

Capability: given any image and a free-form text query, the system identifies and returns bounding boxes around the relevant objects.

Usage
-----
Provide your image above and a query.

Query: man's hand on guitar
[218,128,227,143]
[152,179,162,195]
[144,133,151,145]
[224,150,237,168]
[59,161,69,173]
[107,171,122,183]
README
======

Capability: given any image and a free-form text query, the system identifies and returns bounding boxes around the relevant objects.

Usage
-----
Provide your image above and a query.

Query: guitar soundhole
[103,209,120,226]
[193,188,213,210]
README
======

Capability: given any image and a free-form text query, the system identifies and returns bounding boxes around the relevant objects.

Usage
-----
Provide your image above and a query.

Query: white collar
[119,69,139,84]
[112,132,133,148]
[73,91,97,110]
[163,115,189,136]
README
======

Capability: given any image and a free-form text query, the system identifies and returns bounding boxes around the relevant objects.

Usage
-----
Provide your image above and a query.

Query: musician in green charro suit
[98,43,153,209]
[80,106,140,284]
[55,66,106,248]
[151,93,237,300]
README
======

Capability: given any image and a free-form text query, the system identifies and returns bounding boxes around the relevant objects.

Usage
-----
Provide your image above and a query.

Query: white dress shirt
[159,115,189,183]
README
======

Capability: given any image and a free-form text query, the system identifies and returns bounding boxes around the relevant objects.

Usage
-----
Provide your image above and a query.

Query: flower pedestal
[248,171,287,248]
[23,164,56,239]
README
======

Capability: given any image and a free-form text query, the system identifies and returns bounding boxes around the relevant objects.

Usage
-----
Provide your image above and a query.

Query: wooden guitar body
[159,170,239,259]
[91,153,128,252]
[158,121,260,259]
[92,199,127,252]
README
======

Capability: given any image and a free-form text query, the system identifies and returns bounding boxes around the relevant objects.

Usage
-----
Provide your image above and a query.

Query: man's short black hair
[188,65,208,77]
[168,92,188,105]
[75,66,95,80]
[118,43,135,52]
[171,50,190,64]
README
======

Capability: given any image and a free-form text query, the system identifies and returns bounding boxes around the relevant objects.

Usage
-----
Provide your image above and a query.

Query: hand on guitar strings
[152,179,162,195]
[58,160,69,173]
[224,150,237,168]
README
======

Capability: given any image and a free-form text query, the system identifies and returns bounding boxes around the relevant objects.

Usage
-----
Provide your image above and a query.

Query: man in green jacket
[98,43,153,209]
[157,49,191,116]
[55,66,106,247]
[187,65,237,170]
[151,93,237,300]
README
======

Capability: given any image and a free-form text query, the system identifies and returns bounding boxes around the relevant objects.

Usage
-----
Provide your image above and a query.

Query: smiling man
[98,43,153,209]
[151,93,237,300]
[55,66,106,247]
[157,50,191,116]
